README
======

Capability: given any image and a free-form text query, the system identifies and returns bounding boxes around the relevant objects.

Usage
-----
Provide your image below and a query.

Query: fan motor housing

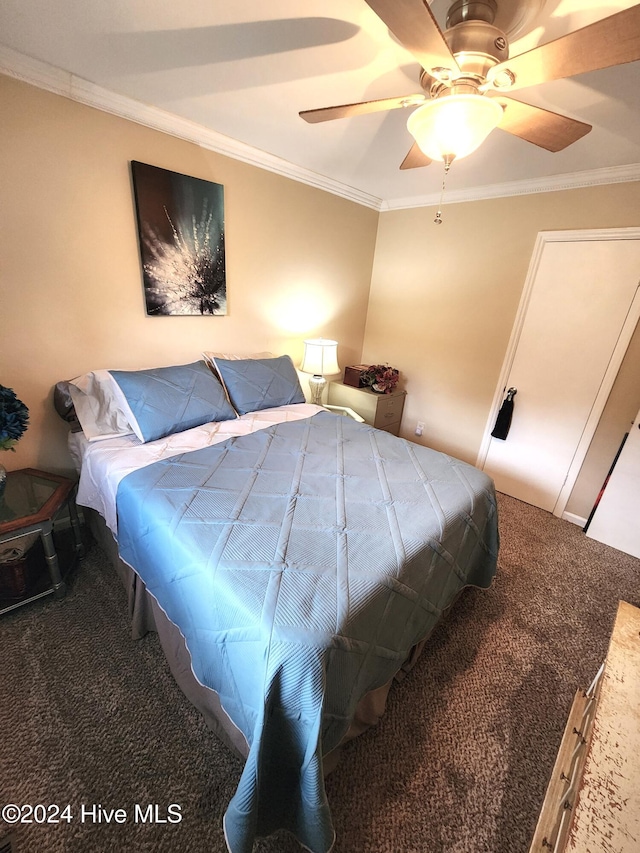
[445,19,509,79]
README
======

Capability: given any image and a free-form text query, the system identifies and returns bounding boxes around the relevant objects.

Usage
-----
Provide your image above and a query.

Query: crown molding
[380,162,640,210]
[0,44,383,211]
[2,44,638,213]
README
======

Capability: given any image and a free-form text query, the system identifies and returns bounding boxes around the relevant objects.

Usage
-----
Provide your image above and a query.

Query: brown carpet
[1,492,638,853]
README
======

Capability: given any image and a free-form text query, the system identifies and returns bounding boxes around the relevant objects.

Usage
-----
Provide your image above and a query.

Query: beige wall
[362,183,640,513]
[0,75,378,475]
[2,72,638,518]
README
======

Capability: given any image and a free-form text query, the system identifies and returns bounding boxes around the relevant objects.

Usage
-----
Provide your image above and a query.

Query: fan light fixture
[407,94,504,163]
[300,338,339,405]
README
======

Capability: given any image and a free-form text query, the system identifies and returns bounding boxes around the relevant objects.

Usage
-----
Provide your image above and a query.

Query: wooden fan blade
[400,142,432,169]
[492,95,592,151]
[365,0,459,75]
[490,5,640,91]
[300,94,425,123]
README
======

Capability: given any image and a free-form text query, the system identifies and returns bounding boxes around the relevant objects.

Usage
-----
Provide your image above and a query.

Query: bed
[61,355,499,853]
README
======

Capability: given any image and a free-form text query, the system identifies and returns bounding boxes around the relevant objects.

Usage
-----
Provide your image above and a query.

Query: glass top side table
[0,468,84,615]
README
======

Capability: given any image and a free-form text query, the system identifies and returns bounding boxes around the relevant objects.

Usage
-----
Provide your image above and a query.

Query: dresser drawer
[373,393,405,429]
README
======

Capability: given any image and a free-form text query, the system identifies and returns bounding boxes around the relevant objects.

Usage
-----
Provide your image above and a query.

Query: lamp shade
[407,94,504,162]
[300,339,339,376]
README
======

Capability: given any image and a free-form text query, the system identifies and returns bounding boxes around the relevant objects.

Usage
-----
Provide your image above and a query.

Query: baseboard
[562,511,588,528]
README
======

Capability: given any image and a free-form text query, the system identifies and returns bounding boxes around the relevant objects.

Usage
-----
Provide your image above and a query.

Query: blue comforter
[116,411,498,852]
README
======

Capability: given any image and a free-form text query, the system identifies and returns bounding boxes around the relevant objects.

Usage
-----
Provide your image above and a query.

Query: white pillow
[68,370,137,442]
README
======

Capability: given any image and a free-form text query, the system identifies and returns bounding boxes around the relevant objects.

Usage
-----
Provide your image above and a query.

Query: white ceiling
[1,0,639,209]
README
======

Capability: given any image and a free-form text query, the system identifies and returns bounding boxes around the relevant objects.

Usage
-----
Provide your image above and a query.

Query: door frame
[476,226,640,519]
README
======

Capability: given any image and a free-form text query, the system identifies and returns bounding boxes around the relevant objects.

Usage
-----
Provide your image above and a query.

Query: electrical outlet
[415,421,425,437]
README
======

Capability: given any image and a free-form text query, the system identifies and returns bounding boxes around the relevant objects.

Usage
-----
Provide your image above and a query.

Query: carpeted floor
[1,492,638,853]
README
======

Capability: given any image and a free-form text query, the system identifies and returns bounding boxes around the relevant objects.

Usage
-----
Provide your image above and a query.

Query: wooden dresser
[529,600,640,853]
[327,383,406,436]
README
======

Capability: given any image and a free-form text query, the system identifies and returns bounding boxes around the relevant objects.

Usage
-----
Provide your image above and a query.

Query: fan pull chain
[434,159,452,225]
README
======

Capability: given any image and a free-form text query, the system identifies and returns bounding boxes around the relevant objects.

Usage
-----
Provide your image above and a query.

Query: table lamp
[300,338,339,405]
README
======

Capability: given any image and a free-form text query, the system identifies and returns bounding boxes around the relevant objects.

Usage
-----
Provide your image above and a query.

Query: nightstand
[0,468,84,615]
[327,383,406,436]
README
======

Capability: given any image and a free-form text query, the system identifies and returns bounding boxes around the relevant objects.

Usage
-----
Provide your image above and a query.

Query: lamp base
[308,375,326,406]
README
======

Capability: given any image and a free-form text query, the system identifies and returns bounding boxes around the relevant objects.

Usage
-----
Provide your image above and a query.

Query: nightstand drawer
[328,383,406,435]
[373,394,404,428]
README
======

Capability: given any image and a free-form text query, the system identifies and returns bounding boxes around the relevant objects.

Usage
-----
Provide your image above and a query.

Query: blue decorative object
[0,385,29,452]
[0,385,29,498]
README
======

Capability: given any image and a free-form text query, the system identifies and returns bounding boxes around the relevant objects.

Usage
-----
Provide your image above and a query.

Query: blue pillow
[213,355,305,416]
[109,361,237,443]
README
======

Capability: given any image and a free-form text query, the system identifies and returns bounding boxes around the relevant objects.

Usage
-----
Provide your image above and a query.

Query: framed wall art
[131,161,227,316]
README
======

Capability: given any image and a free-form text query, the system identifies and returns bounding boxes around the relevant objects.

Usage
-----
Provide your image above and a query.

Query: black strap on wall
[491,387,517,440]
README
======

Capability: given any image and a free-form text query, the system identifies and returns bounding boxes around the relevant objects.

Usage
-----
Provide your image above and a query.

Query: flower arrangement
[0,385,30,451]
[361,364,400,394]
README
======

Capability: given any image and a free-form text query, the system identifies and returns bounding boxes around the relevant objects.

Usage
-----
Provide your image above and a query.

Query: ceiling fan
[299,0,640,170]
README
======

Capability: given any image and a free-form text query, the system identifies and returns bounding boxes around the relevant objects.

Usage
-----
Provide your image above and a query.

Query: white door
[586,409,640,558]
[478,229,640,515]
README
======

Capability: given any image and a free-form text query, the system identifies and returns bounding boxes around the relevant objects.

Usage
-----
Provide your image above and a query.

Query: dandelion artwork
[131,161,227,316]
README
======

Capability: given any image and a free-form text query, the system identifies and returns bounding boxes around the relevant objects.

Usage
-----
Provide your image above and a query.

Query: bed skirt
[87,508,432,774]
